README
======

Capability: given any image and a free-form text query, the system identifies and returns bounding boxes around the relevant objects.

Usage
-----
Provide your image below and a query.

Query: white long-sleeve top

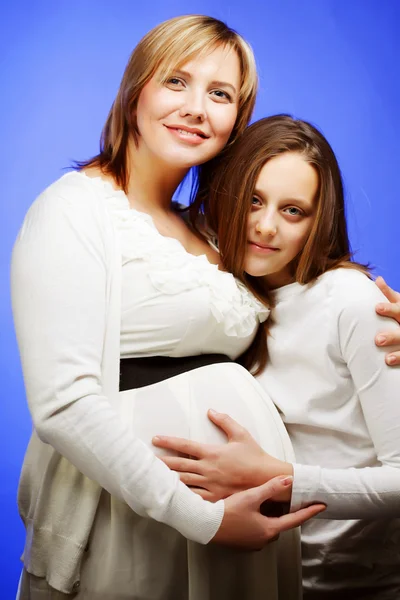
[11,172,270,593]
[257,268,400,595]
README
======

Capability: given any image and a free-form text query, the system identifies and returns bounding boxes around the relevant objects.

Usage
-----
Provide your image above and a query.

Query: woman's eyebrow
[172,69,237,94]
[211,80,237,94]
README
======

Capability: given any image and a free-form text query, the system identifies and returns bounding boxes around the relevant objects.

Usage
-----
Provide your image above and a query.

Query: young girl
[154,115,400,599]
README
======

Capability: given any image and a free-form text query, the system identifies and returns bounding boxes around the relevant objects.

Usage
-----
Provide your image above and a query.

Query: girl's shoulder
[319,266,372,290]
[318,267,393,323]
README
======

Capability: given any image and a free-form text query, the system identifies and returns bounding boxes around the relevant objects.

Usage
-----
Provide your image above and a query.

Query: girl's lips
[249,241,279,254]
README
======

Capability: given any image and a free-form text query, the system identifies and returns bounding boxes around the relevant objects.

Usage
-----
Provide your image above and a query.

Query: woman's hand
[153,409,293,502]
[211,475,325,550]
[375,277,400,366]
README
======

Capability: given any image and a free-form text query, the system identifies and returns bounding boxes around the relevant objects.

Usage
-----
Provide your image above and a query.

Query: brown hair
[76,15,257,193]
[208,114,369,373]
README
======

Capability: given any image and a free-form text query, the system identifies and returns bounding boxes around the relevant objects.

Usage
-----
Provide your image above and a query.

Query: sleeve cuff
[290,463,322,513]
[163,480,224,544]
[121,450,224,544]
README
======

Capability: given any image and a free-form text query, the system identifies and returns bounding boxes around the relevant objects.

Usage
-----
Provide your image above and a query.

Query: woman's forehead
[157,43,241,82]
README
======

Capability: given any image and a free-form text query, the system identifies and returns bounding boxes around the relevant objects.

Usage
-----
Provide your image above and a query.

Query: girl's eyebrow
[283,198,313,208]
[254,188,314,209]
[253,188,266,200]
[172,69,237,95]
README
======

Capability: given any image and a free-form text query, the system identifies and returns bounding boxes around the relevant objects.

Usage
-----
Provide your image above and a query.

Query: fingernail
[152,436,161,442]
[280,476,293,486]
[376,304,385,313]
[208,409,217,416]
[387,355,396,365]
[377,335,386,345]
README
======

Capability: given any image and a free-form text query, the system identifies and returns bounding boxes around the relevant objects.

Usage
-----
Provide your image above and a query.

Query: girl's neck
[263,271,296,290]
[125,138,189,216]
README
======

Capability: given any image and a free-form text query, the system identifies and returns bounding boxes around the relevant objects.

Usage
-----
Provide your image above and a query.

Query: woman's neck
[125,139,189,215]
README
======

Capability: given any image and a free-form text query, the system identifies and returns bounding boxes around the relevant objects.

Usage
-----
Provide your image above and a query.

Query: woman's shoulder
[28,170,117,221]
[38,170,103,206]
[19,170,114,243]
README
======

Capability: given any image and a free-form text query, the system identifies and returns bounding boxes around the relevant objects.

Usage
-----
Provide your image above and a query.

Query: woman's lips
[165,125,208,145]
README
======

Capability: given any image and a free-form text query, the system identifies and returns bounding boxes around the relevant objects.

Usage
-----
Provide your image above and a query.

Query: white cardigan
[11,173,224,593]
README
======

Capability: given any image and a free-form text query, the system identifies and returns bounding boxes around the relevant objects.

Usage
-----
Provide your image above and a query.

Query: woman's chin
[159,144,223,170]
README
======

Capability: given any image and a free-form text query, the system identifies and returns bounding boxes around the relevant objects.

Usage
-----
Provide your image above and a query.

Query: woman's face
[135,45,241,170]
[244,151,318,288]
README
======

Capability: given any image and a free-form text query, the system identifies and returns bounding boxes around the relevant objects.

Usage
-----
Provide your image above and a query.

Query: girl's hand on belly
[153,409,294,502]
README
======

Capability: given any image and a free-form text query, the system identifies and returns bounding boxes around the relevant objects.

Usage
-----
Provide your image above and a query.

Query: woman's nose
[179,90,206,122]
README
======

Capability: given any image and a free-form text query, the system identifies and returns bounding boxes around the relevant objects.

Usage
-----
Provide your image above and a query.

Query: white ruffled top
[87,176,269,360]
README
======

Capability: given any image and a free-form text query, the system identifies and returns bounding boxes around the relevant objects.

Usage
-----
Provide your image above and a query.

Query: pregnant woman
[12,18,324,600]
[155,115,400,599]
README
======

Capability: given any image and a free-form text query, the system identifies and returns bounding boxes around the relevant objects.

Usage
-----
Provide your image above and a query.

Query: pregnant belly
[118,362,294,462]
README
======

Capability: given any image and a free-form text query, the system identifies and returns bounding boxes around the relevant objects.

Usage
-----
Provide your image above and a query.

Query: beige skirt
[18,363,301,599]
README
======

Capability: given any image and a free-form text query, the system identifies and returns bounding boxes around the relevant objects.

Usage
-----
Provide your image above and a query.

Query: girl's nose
[255,213,278,237]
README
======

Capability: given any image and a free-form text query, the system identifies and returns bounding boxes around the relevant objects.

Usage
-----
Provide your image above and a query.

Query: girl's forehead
[256,154,318,200]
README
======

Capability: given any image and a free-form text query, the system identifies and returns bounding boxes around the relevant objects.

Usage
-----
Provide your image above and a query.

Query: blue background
[1,0,399,595]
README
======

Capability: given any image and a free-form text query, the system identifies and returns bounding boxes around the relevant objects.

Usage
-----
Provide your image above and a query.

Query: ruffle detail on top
[91,176,270,338]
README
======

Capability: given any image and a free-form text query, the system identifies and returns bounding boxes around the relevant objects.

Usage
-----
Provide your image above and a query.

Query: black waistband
[119,354,234,391]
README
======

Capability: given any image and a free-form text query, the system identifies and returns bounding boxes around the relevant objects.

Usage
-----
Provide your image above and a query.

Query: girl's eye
[251,197,262,206]
[284,206,303,217]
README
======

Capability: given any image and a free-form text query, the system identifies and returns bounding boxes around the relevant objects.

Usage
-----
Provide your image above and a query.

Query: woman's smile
[164,124,209,145]
[135,45,240,170]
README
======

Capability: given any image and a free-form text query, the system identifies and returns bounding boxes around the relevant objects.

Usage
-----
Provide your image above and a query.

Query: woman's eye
[211,90,231,101]
[284,206,303,217]
[166,77,184,87]
[251,197,262,206]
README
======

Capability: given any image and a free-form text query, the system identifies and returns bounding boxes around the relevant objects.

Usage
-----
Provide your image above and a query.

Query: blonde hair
[78,15,258,192]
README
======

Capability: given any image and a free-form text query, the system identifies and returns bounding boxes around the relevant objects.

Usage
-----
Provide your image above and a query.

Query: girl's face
[135,45,240,170]
[245,151,318,288]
